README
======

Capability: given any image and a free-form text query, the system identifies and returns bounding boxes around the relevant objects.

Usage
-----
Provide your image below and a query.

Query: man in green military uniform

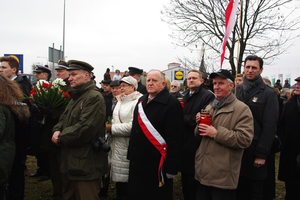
[52,60,108,200]
[39,59,72,199]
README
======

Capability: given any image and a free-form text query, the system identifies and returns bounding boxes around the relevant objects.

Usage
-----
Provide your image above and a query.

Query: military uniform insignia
[252,97,258,102]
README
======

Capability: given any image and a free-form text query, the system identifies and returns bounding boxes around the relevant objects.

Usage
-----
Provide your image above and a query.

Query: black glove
[36,102,52,115]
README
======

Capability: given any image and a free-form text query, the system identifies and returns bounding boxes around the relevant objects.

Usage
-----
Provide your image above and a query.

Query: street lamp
[62,0,66,59]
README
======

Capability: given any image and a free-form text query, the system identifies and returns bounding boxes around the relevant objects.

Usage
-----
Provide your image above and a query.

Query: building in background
[162,62,188,89]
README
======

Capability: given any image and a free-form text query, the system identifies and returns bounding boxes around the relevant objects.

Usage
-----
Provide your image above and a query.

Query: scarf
[214,93,231,109]
[242,75,263,96]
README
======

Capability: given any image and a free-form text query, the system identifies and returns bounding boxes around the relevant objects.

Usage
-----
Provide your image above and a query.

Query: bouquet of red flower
[27,78,71,110]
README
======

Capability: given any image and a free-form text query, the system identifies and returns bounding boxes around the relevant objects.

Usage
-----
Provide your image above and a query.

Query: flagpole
[235,0,242,96]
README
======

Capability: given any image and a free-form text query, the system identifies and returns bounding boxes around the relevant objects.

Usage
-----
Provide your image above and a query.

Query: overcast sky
[1,0,300,85]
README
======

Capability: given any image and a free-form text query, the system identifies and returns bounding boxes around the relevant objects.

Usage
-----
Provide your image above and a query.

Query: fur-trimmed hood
[11,101,30,122]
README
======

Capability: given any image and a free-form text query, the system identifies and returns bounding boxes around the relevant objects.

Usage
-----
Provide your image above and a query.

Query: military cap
[101,80,112,84]
[210,69,234,83]
[110,80,120,87]
[55,59,68,70]
[128,66,143,75]
[34,65,52,74]
[295,76,300,82]
[67,60,94,72]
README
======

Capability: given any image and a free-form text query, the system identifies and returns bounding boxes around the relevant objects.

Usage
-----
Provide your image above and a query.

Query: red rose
[42,83,50,89]
[30,89,37,96]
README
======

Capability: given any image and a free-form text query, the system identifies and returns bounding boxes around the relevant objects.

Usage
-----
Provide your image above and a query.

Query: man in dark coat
[100,80,113,121]
[34,64,52,82]
[283,79,291,89]
[278,76,300,200]
[0,56,32,200]
[235,55,279,200]
[170,80,183,98]
[30,64,52,182]
[127,70,184,199]
[274,79,282,91]
[104,68,111,81]
[128,66,147,94]
[181,69,215,200]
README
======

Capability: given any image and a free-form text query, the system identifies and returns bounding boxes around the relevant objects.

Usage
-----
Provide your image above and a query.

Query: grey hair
[227,78,234,86]
[280,88,290,97]
[148,69,165,81]
[171,80,180,85]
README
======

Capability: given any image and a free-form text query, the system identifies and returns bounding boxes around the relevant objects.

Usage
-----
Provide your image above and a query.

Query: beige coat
[194,93,253,190]
[111,91,142,182]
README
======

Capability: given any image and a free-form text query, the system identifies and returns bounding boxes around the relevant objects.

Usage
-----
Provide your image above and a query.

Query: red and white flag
[220,0,240,68]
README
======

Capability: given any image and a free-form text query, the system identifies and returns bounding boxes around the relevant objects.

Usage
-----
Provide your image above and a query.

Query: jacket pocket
[67,145,94,176]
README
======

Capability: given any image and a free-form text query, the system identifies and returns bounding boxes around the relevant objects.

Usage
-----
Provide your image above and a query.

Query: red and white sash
[137,101,167,187]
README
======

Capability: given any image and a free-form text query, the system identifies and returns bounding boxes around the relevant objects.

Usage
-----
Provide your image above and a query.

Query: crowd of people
[0,54,300,200]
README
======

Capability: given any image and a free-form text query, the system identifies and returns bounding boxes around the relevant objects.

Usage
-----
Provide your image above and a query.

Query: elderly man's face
[111,86,121,97]
[213,76,234,100]
[56,69,69,80]
[146,71,165,97]
[170,81,180,93]
[68,70,89,89]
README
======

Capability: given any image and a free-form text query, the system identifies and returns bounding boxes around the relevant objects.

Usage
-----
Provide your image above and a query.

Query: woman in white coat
[111,76,143,200]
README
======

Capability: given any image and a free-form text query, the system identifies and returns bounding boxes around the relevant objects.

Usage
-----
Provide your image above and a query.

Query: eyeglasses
[171,85,178,88]
[119,84,131,88]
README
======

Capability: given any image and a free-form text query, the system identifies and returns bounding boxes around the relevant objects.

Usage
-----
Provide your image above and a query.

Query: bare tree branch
[162,0,300,75]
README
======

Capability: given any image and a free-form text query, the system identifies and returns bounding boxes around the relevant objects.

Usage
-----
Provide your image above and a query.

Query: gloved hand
[36,102,52,115]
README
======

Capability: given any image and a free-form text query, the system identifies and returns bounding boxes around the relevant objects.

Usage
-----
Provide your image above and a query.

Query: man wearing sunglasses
[170,80,183,98]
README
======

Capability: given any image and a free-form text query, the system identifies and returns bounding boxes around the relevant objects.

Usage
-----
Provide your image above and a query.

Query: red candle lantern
[199,110,212,126]
[177,97,185,109]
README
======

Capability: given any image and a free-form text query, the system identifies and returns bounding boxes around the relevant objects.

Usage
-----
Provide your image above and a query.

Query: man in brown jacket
[195,69,254,200]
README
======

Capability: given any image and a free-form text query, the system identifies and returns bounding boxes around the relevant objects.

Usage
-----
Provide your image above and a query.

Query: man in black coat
[100,80,113,121]
[128,66,147,94]
[30,65,52,183]
[235,55,279,200]
[128,70,184,199]
[278,76,300,200]
[181,69,215,200]
[170,80,183,98]
[0,56,32,200]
